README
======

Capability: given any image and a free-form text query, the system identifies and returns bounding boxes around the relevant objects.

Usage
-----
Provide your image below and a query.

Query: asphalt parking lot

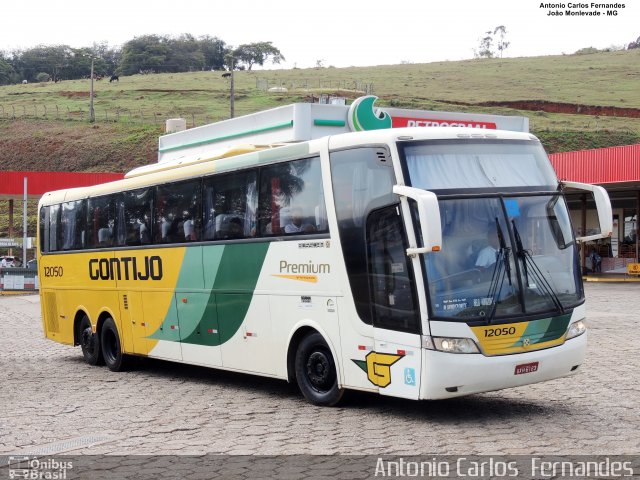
[0,283,638,458]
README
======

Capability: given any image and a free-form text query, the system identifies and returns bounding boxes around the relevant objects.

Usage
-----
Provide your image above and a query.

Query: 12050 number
[44,266,64,277]
[484,326,516,337]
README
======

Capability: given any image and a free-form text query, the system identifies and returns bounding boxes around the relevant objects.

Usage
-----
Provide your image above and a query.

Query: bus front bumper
[419,333,587,400]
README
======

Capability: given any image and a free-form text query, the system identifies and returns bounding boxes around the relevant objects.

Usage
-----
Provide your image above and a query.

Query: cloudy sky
[3,0,638,68]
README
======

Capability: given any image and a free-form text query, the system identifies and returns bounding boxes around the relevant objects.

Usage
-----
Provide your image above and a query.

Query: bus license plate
[514,362,539,375]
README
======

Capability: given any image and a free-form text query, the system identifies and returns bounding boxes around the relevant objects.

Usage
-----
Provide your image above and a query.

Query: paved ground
[0,284,638,457]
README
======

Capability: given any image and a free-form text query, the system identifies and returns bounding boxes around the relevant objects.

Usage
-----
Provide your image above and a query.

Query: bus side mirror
[561,181,613,243]
[393,185,442,256]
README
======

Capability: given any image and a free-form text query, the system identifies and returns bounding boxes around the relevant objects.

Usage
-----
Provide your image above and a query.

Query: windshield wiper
[496,218,512,286]
[485,248,506,324]
[485,218,511,324]
[512,220,565,314]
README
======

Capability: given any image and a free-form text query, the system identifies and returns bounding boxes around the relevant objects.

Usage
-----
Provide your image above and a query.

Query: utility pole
[89,58,95,123]
[8,200,14,257]
[230,56,235,119]
[22,177,27,266]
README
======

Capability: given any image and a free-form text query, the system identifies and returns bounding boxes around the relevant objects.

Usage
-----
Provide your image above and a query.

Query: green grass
[1,49,639,133]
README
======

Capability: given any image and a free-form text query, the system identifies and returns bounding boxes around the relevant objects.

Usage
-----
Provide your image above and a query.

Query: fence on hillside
[255,78,374,94]
[0,104,228,128]
[0,77,375,127]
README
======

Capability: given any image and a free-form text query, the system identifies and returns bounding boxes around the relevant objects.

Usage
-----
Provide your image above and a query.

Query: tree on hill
[0,55,17,85]
[494,26,510,58]
[199,35,228,70]
[233,42,285,70]
[166,34,205,72]
[474,26,510,59]
[1,35,283,82]
[628,36,640,49]
[475,32,494,59]
[13,45,72,82]
[3,42,120,82]
[118,35,171,75]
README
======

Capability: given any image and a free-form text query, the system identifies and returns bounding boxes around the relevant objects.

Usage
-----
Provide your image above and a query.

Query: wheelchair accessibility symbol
[404,367,416,386]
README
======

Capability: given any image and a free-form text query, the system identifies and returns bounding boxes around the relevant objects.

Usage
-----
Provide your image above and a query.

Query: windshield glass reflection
[423,195,583,321]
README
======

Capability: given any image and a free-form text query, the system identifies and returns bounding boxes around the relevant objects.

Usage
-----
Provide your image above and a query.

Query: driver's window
[366,205,420,333]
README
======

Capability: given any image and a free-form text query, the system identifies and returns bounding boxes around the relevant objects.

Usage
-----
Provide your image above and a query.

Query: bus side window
[39,207,47,253]
[202,170,257,241]
[87,195,115,249]
[117,188,152,246]
[49,204,60,252]
[62,199,87,250]
[155,179,201,244]
[258,156,326,237]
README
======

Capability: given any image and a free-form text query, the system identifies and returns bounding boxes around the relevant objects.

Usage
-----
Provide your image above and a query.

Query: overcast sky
[3,0,638,68]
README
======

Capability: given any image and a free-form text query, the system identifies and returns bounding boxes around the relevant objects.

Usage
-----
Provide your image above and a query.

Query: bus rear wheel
[100,317,130,372]
[295,332,344,406]
[79,315,103,366]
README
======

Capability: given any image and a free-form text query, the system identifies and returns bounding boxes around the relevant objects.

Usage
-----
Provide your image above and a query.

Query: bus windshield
[400,141,583,322]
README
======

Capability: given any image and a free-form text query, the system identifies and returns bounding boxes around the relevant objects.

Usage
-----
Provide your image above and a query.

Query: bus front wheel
[294,332,344,406]
[79,315,103,366]
[100,317,130,372]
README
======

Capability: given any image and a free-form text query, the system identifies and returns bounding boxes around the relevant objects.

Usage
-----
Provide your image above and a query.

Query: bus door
[368,205,423,400]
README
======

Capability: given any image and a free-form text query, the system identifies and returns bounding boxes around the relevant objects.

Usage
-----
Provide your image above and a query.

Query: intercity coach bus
[37,97,612,406]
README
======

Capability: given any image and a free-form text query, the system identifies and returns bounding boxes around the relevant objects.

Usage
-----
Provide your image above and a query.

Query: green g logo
[347,96,392,132]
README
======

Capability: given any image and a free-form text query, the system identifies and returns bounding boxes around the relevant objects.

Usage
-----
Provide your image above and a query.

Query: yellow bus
[38,97,612,405]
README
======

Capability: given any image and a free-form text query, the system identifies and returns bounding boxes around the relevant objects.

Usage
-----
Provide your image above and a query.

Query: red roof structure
[0,171,124,200]
[549,144,640,187]
[2,144,639,198]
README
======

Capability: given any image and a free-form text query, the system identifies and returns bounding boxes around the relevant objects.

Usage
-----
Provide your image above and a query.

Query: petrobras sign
[349,96,526,132]
[391,117,497,129]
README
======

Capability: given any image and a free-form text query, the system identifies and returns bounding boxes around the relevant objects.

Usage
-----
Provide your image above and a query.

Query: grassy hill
[1,49,640,244]
[1,49,640,172]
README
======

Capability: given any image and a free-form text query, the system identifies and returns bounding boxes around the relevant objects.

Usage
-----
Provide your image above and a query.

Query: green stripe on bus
[177,243,270,347]
[511,313,571,347]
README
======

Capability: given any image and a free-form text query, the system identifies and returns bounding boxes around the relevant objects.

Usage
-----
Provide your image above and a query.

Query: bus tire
[294,332,344,406]
[100,317,130,372]
[79,314,103,366]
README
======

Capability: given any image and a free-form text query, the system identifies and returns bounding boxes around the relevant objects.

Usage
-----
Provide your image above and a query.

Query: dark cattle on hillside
[110,75,119,83]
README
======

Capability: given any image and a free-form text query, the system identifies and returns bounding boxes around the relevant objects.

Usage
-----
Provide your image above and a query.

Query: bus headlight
[429,336,480,354]
[566,320,587,340]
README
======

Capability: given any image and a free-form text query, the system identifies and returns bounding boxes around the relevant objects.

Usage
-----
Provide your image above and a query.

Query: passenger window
[116,188,152,246]
[39,207,46,253]
[87,195,115,248]
[48,204,60,252]
[202,171,257,240]
[60,200,86,251]
[258,157,327,236]
[155,180,201,243]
